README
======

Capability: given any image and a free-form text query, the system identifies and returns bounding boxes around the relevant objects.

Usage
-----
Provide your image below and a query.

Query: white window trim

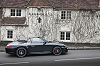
[99,0,100,7]
[67,11,71,20]
[61,11,66,19]
[11,9,15,16]
[10,9,21,17]
[59,31,71,42]
[61,11,71,20]
[6,30,14,41]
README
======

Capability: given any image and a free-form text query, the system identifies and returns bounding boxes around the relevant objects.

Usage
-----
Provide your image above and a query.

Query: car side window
[32,38,43,43]
[28,38,45,45]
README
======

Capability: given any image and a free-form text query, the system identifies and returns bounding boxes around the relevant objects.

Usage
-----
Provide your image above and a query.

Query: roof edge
[55,7,100,10]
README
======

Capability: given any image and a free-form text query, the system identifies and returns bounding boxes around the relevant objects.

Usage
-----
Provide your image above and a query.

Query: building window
[66,32,70,40]
[60,32,70,40]
[11,9,21,16]
[61,11,71,20]
[99,0,100,7]
[16,9,21,16]
[7,30,13,39]
[61,11,66,19]
[67,11,71,20]
[11,9,15,16]
[60,32,65,40]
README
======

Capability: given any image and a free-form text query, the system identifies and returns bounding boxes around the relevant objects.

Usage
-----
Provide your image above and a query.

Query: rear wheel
[16,47,27,58]
[53,47,62,55]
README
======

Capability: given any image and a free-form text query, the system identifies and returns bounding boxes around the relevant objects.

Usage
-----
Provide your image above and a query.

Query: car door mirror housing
[43,42,46,45]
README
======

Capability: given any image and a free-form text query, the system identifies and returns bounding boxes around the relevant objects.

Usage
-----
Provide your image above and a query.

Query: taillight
[6,45,12,48]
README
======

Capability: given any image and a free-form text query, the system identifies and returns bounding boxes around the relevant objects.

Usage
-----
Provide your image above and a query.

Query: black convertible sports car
[5,37,68,57]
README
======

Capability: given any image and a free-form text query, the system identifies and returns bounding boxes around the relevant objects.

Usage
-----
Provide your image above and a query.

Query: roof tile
[86,0,99,8]
[1,0,28,7]
[50,0,93,9]
[0,0,100,9]
[28,0,51,6]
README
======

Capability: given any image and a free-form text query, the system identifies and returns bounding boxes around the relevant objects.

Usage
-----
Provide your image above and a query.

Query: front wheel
[53,47,62,55]
[16,47,27,58]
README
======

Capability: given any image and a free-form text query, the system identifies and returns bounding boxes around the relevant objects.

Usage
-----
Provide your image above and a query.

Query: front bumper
[61,47,68,53]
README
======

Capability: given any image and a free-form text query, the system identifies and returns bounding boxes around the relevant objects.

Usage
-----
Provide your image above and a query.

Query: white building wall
[2,7,100,43]
[1,26,29,41]
[27,7,55,41]
[3,8,10,17]
[3,8,26,17]
[1,26,15,41]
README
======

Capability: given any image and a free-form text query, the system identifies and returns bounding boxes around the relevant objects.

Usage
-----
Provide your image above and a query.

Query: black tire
[16,47,27,58]
[53,46,62,55]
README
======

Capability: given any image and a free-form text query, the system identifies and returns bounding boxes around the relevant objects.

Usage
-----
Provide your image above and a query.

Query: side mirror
[43,42,46,45]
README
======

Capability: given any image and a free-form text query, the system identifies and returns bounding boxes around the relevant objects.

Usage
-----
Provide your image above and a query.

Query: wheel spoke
[53,47,62,55]
[16,48,27,57]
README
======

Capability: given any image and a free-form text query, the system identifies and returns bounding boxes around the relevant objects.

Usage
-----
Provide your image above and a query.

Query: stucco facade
[0,0,100,43]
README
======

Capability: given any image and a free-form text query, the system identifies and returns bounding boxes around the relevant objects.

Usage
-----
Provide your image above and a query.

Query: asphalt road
[0,50,100,66]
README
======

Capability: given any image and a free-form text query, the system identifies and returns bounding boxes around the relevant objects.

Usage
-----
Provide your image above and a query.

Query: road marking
[55,57,100,61]
[0,62,29,65]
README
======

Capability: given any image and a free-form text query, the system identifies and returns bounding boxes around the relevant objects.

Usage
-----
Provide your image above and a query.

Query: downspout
[0,19,1,42]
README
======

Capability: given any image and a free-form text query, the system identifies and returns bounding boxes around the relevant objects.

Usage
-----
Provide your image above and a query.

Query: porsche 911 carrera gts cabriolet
[5,37,68,57]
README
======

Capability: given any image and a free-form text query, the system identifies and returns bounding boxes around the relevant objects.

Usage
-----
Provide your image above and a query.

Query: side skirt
[30,51,51,54]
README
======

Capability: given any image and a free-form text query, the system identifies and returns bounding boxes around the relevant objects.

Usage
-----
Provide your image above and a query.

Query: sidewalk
[68,46,100,50]
[0,46,5,52]
[0,46,100,52]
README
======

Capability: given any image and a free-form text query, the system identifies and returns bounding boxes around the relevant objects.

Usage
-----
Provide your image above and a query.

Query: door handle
[31,45,35,47]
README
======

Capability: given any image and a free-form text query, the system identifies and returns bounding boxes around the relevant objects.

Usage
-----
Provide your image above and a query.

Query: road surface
[0,50,100,66]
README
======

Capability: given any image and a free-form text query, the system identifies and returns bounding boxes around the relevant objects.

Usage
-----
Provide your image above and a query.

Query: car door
[31,43,53,54]
[30,42,44,52]
[28,38,48,54]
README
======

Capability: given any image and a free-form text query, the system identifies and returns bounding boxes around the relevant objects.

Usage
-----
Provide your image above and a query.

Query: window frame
[61,11,71,20]
[99,0,100,7]
[11,9,15,16]
[60,32,65,40]
[16,9,21,16]
[11,9,21,17]
[60,31,70,42]
[67,11,71,20]
[7,30,13,39]
[61,11,66,19]
[66,32,70,40]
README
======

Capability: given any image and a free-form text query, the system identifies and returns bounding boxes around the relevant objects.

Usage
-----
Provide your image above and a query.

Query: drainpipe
[0,19,1,42]
[0,7,2,42]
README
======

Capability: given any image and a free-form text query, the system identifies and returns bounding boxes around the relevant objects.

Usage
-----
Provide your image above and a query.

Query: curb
[0,49,5,52]
[68,47,100,50]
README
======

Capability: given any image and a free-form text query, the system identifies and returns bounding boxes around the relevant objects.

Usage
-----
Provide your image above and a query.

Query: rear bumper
[5,48,16,55]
